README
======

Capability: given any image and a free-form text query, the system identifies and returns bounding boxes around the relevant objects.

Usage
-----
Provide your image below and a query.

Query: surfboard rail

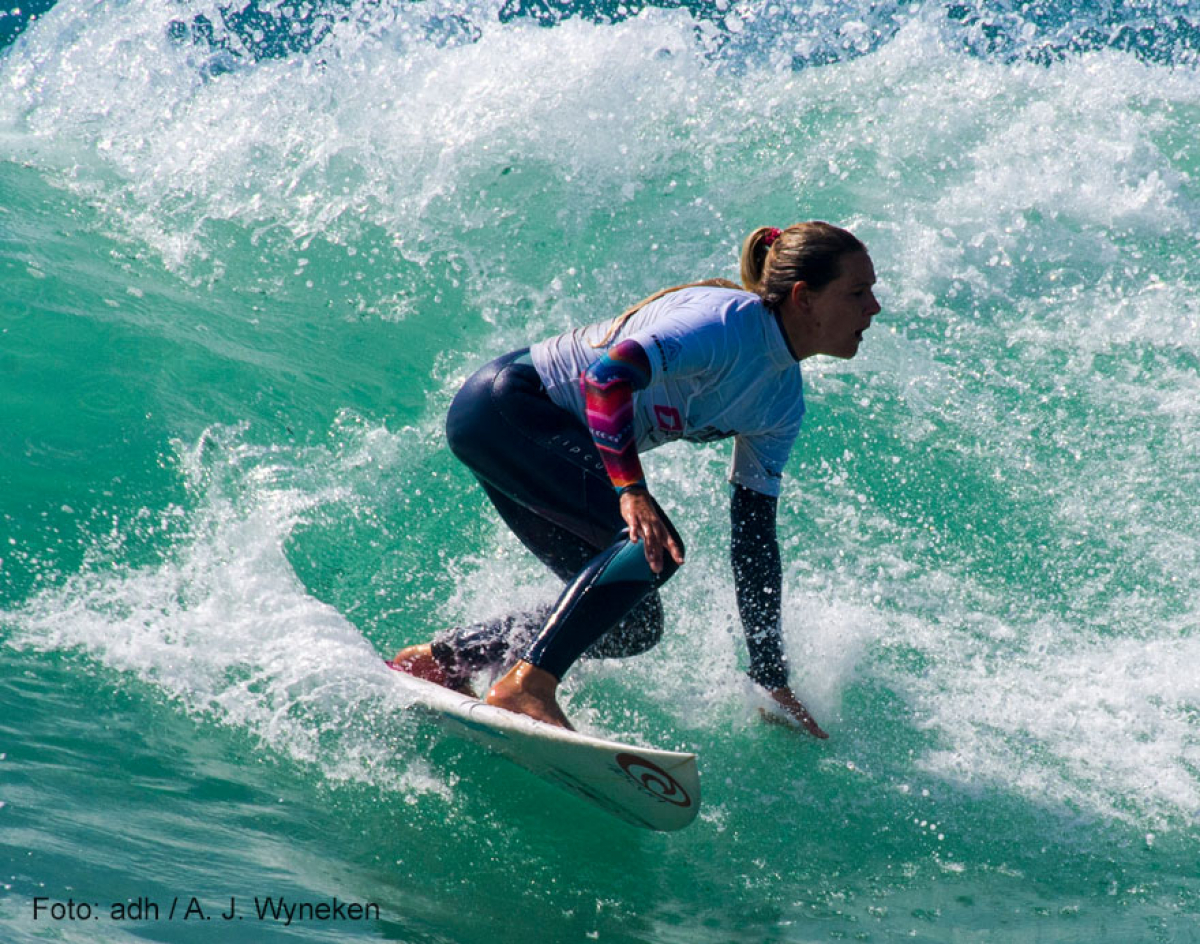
[390,670,701,831]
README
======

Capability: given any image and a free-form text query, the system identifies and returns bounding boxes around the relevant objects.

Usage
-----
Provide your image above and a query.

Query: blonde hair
[595,221,866,346]
[741,221,866,308]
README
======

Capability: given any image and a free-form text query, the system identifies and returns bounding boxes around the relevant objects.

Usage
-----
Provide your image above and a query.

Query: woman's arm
[582,338,652,491]
[583,339,684,573]
[730,484,828,738]
[730,484,787,685]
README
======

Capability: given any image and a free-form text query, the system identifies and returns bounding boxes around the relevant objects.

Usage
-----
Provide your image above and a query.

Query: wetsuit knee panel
[522,528,683,680]
[603,529,684,588]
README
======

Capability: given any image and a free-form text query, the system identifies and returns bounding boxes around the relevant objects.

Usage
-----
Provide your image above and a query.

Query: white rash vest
[530,286,805,498]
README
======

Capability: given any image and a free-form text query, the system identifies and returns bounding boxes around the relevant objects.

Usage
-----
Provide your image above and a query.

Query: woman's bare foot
[486,661,574,730]
[387,643,476,697]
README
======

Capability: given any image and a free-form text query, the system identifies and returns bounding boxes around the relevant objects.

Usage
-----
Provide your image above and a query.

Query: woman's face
[781,251,880,360]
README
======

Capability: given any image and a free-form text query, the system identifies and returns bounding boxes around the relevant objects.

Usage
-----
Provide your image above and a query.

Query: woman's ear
[787,280,811,316]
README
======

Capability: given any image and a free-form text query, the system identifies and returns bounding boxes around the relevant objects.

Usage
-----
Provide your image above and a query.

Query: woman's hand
[619,488,685,574]
[761,686,829,739]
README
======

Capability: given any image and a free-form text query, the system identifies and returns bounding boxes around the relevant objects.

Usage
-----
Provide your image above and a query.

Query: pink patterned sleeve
[582,339,652,492]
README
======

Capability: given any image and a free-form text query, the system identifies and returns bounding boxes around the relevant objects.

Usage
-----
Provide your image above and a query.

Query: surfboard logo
[615,753,693,807]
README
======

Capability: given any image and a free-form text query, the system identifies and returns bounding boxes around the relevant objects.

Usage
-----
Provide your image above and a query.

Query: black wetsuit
[433,348,789,689]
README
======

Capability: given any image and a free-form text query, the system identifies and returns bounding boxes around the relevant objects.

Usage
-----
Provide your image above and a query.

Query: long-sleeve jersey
[531,286,805,498]
[530,286,805,688]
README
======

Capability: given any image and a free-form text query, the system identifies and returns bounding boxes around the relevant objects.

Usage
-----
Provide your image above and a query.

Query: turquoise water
[2,1,1200,940]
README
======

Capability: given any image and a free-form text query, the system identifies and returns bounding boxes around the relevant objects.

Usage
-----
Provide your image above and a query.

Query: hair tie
[763,227,782,248]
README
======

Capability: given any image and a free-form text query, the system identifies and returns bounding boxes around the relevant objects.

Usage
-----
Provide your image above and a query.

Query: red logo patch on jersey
[654,405,683,432]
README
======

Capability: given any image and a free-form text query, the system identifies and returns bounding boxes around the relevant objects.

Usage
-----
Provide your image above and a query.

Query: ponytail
[739,226,781,294]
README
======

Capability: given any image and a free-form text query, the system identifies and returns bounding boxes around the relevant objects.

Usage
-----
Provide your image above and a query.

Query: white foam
[913,624,1200,827]
[3,423,448,799]
[0,3,718,270]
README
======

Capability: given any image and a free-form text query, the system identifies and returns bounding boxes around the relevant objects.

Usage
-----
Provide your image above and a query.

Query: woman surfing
[390,221,880,738]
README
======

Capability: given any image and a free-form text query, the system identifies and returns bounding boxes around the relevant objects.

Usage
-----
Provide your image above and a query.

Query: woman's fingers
[619,490,681,574]
[635,514,665,572]
[664,530,686,565]
[766,687,829,739]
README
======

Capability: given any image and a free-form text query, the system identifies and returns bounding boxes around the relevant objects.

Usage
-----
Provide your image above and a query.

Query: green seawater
[3,2,1200,941]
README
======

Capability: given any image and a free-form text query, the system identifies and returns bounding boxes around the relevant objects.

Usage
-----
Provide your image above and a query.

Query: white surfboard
[389,669,700,831]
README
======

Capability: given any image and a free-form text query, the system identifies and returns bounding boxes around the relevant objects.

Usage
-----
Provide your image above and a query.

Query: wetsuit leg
[475,480,594,582]
[433,349,681,680]
[524,504,683,681]
[431,585,666,682]
[430,606,553,682]
[445,349,619,549]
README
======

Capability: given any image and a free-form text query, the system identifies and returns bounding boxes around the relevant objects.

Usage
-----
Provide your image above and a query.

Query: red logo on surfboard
[615,753,692,807]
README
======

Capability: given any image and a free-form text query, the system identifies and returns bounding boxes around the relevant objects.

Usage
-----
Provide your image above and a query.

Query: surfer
[391,221,879,738]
